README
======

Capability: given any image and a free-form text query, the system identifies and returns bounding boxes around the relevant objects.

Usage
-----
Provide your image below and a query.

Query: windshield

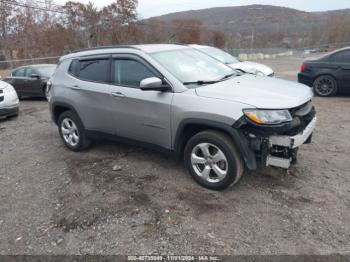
[151,49,235,85]
[37,65,56,78]
[200,47,239,64]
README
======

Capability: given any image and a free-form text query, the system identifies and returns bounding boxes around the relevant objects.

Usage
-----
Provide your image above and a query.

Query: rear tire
[184,130,244,190]
[57,111,91,151]
[313,75,337,97]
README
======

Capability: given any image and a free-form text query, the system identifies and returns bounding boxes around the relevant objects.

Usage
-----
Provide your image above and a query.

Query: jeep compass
[48,44,316,190]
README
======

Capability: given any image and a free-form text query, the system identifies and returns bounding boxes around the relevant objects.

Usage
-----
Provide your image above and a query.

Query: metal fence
[1,41,350,77]
[0,56,60,77]
[226,42,350,60]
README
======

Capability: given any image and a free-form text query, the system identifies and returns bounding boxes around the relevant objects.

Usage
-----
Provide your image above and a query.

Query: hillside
[149,5,350,47]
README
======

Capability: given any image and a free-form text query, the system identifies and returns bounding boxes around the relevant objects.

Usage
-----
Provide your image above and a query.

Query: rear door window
[79,59,110,83]
[342,51,350,62]
[331,51,345,63]
[25,68,38,77]
[69,58,110,83]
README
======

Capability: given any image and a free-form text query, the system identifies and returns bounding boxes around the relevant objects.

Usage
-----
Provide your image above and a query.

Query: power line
[0,0,69,15]
[0,0,212,30]
[0,55,60,63]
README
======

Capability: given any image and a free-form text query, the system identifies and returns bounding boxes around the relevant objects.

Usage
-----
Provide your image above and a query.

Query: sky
[55,0,350,18]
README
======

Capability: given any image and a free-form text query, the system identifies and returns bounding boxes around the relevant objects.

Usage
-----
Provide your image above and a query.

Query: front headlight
[243,109,293,125]
[3,84,16,93]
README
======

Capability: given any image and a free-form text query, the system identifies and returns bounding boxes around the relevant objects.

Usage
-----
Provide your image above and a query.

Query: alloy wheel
[61,118,80,147]
[191,143,228,183]
[314,76,335,96]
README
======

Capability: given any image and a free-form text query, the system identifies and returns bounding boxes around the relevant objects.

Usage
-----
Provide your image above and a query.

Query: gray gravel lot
[0,56,349,255]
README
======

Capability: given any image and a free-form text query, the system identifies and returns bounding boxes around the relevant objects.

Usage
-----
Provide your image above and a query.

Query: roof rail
[71,45,140,54]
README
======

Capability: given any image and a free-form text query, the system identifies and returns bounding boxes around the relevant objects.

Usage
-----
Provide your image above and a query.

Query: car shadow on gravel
[52,140,178,233]
[51,138,310,237]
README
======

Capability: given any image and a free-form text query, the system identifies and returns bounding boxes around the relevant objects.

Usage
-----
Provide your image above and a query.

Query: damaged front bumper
[237,101,317,169]
[265,117,316,168]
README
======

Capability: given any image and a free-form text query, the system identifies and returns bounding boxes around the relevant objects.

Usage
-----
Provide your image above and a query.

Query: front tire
[184,130,244,190]
[313,75,337,97]
[58,111,91,151]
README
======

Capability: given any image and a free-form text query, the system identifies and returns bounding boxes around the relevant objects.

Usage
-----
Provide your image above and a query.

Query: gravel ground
[0,56,350,255]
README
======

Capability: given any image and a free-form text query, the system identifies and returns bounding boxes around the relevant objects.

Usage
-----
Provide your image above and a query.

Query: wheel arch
[174,118,257,170]
[313,73,338,86]
[51,102,81,125]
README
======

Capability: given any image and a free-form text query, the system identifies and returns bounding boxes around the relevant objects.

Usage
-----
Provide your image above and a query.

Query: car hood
[0,80,9,89]
[229,61,274,76]
[195,74,313,109]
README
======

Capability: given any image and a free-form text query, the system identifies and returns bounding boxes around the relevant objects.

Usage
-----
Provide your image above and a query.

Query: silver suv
[48,44,316,190]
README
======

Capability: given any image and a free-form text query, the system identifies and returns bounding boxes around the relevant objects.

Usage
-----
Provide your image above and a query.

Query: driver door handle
[111,92,125,98]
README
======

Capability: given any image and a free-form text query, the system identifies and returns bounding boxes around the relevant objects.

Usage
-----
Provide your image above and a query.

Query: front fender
[174,118,257,170]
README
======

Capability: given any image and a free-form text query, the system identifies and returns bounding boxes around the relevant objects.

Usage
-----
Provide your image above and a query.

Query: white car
[190,44,274,77]
[0,80,19,120]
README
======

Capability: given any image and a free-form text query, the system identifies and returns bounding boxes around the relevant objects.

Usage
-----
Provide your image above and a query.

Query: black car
[298,47,350,97]
[4,64,56,99]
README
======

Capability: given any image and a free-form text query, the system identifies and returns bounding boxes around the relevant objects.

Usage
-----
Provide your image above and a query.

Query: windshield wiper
[183,73,238,86]
[183,80,220,86]
[219,73,235,81]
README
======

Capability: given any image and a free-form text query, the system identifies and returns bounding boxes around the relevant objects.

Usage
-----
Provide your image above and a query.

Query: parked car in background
[0,80,19,120]
[298,47,350,96]
[48,44,316,190]
[4,64,56,99]
[190,44,274,77]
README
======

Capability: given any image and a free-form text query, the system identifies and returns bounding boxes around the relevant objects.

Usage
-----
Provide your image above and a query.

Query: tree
[100,0,138,45]
[0,0,18,59]
[212,31,226,48]
[63,1,99,48]
[171,19,203,44]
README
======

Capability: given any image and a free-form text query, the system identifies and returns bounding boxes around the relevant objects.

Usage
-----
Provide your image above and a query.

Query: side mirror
[30,74,40,79]
[140,77,168,91]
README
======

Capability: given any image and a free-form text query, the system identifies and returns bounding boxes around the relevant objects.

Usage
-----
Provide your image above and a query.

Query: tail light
[47,81,52,93]
[300,63,306,73]
[46,81,52,100]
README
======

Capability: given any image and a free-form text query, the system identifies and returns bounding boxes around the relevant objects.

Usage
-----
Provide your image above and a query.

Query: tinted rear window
[331,52,344,62]
[342,51,350,62]
[69,59,110,83]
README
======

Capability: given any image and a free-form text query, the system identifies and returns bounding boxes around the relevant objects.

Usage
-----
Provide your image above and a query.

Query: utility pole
[250,28,255,51]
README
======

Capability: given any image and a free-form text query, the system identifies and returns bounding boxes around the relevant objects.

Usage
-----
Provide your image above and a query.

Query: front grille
[0,96,4,102]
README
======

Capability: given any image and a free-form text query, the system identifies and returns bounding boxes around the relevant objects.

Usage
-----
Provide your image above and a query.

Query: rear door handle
[111,92,125,98]
[70,85,81,91]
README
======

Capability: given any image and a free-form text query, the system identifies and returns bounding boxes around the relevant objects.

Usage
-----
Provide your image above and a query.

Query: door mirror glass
[140,77,165,91]
[30,74,40,79]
